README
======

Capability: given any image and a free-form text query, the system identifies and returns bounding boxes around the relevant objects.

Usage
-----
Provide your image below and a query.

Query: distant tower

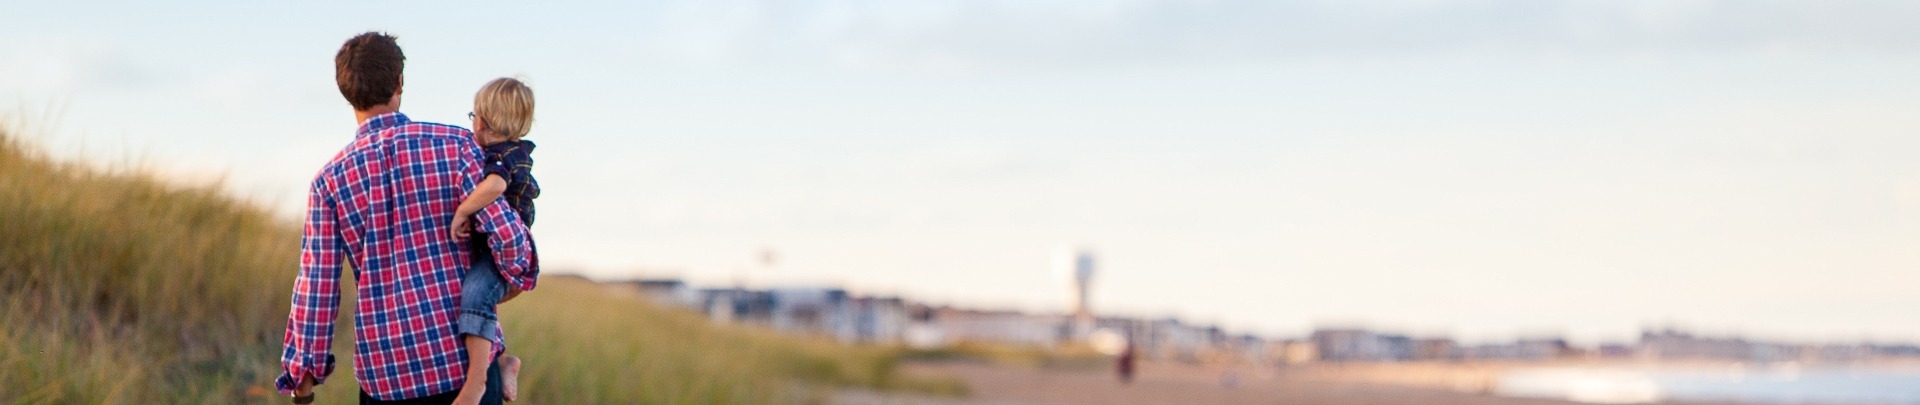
[1055,246,1096,340]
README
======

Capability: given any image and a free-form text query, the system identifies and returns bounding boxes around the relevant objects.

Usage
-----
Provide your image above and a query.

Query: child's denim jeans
[456,246,508,341]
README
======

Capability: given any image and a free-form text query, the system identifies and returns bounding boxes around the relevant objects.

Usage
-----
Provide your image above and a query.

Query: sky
[4,0,1920,345]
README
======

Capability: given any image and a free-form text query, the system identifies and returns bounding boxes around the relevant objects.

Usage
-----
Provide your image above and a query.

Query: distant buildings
[696,287,774,325]
[921,307,1066,347]
[625,279,698,308]
[1414,338,1458,360]
[1133,318,1218,361]
[1310,329,1401,362]
[622,280,916,345]
[1638,328,1757,361]
[1284,326,1920,364]
[614,278,1920,366]
[764,288,850,339]
[616,277,1267,362]
[848,297,908,344]
[1633,328,1920,363]
[1306,329,1487,362]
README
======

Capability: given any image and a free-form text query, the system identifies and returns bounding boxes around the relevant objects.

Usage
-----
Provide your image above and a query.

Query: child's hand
[451,215,473,240]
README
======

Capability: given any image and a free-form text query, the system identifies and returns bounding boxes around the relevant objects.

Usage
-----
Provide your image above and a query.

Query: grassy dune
[0,125,954,404]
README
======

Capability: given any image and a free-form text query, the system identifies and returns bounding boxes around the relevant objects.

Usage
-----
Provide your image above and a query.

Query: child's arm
[450,174,509,239]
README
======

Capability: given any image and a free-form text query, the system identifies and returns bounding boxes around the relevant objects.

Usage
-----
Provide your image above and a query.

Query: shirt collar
[488,139,536,152]
[356,112,411,139]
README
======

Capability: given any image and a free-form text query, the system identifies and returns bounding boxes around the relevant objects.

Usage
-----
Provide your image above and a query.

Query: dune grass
[901,341,1112,372]
[0,123,957,404]
[484,278,929,403]
[0,122,291,404]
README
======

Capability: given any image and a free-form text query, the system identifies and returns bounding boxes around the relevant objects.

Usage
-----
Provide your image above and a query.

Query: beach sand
[839,360,1593,405]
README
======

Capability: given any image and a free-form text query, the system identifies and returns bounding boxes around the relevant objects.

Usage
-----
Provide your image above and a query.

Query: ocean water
[1495,364,1920,404]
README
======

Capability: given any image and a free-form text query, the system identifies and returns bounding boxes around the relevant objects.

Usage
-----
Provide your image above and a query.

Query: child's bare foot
[451,382,485,405]
[501,355,522,402]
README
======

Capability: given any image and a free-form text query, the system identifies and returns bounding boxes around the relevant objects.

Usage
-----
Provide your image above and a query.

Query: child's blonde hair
[474,77,535,140]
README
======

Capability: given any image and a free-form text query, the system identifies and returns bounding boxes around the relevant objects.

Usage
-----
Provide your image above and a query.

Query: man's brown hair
[334,32,406,111]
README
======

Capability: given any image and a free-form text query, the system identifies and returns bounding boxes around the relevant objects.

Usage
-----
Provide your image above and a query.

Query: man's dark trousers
[358,359,503,405]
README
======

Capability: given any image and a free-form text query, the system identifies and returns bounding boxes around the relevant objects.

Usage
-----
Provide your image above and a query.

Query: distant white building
[1414,338,1459,361]
[769,288,853,339]
[848,297,908,344]
[1310,329,1414,362]
[1639,329,1760,361]
[922,307,1067,347]
[697,287,775,325]
[1229,334,1272,364]
[628,279,700,309]
[1140,318,1214,361]
[905,304,946,349]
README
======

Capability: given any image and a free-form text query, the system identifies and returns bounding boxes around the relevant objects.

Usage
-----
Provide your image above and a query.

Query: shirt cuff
[275,352,336,394]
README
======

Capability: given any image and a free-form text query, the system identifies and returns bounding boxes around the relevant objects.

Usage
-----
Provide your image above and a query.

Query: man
[276,32,538,405]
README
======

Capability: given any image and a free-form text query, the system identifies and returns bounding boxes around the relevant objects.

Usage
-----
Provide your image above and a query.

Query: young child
[449,77,540,404]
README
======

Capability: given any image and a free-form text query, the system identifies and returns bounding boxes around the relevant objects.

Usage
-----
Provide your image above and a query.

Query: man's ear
[385,75,404,110]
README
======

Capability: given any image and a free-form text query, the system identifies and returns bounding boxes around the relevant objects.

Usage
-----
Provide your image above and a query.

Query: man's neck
[353,105,400,127]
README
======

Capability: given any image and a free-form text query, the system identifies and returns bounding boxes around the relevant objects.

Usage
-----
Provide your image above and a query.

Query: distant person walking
[275,32,538,405]
[1117,340,1138,384]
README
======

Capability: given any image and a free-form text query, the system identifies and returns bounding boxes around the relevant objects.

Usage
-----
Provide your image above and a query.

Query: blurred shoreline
[1276,357,1920,387]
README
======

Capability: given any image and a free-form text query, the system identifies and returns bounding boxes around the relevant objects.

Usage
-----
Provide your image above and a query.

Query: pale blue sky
[5,0,1920,344]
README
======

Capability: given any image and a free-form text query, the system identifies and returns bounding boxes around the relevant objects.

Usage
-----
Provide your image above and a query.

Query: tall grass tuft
[1,121,292,404]
[0,122,956,404]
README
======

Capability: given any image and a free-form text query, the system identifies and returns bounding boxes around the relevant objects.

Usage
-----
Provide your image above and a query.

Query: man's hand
[451,214,473,240]
[292,375,315,403]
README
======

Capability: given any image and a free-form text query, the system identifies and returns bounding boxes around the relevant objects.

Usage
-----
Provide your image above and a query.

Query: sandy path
[839,361,1591,405]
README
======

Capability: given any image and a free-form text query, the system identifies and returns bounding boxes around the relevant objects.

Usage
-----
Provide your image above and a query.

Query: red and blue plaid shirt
[277,112,538,400]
